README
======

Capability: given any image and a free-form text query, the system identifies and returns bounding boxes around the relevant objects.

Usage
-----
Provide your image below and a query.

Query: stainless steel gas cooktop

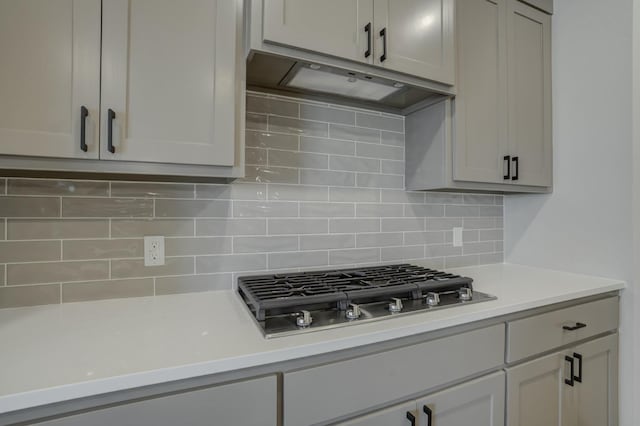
[237,264,496,338]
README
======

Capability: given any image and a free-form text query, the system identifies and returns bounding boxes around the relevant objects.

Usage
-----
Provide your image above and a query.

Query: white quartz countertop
[0,263,624,414]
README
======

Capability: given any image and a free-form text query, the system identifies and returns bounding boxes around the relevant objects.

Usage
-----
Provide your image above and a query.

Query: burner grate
[238,264,473,321]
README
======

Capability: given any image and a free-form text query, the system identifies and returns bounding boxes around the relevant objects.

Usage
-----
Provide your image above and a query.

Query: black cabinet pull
[573,352,583,383]
[511,156,519,180]
[565,355,575,386]
[364,23,372,58]
[380,28,387,62]
[107,108,116,154]
[563,322,587,331]
[503,155,511,180]
[80,106,89,152]
[406,411,416,426]
[423,405,433,426]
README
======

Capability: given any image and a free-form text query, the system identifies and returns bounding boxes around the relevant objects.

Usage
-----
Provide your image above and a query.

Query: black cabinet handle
[80,106,89,152]
[573,352,583,383]
[423,405,433,426]
[107,108,116,154]
[563,322,587,331]
[406,411,416,426]
[364,23,372,58]
[380,28,387,62]
[565,355,575,386]
[511,156,519,180]
[503,155,511,180]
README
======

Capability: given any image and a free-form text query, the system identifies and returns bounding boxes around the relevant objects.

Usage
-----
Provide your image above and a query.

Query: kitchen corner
[0,0,636,425]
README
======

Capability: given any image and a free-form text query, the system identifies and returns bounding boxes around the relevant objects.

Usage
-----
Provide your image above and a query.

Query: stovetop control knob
[426,292,440,307]
[346,303,361,320]
[296,310,313,328]
[458,287,473,301]
[388,297,403,313]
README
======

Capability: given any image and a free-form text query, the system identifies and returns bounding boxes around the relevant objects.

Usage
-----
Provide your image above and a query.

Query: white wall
[504,0,635,424]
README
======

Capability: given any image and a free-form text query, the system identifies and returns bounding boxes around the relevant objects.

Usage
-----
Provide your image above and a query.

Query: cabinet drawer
[283,324,505,426]
[507,296,618,363]
[34,376,277,426]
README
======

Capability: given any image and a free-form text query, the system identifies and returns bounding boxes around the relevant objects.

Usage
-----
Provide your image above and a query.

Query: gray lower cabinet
[336,371,505,426]
[33,375,277,426]
[283,324,505,426]
[506,333,618,426]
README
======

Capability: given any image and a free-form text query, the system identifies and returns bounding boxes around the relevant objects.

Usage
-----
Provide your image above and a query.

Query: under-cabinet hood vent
[282,63,404,102]
[246,52,451,114]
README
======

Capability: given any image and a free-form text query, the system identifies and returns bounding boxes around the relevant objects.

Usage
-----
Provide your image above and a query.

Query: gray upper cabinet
[372,0,455,84]
[0,0,244,178]
[452,0,508,184]
[506,0,552,187]
[260,0,454,85]
[0,0,101,160]
[406,0,552,193]
[262,0,374,64]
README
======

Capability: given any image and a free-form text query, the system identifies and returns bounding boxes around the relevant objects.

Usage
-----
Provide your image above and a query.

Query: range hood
[246,52,451,114]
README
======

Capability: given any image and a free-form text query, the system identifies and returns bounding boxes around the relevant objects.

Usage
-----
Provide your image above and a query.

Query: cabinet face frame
[0,0,101,160]
[100,0,238,167]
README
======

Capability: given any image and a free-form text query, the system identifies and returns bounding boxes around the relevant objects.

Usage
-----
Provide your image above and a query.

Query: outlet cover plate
[144,236,165,266]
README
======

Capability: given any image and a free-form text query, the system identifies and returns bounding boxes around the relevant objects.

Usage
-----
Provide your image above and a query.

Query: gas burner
[237,264,496,338]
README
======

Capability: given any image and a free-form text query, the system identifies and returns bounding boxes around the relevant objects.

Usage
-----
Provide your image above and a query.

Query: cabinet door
[334,401,417,426]
[572,334,618,426]
[101,0,237,166]
[0,0,100,159]
[453,0,508,184]
[373,0,454,84]
[506,351,572,426]
[417,372,505,426]
[34,376,277,426]
[506,0,552,186]
[263,0,374,64]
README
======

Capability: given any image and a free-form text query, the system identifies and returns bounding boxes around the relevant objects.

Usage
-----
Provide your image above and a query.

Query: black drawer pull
[563,322,587,331]
[503,155,511,179]
[107,108,116,154]
[364,23,372,58]
[380,28,387,62]
[511,156,519,180]
[406,411,416,426]
[80,106,89,152]
[423,405,433,426]
[565,355,575,386]
[573,352,583,383]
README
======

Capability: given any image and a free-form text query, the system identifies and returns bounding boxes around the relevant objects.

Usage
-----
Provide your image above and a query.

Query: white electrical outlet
[452,227,463,247]
[144,236,165,266]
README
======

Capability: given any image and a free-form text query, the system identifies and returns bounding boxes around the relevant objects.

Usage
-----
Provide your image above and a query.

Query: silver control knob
[426,292,440,307]
[346,303,361,320]
[388,297,403,313]
[296,310,313,328]
[458,287,473,301]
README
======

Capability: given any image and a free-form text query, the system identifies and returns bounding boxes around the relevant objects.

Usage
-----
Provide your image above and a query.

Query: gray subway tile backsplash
[0,92,503,308]
[299,104,355,125]
[9,219,109,240]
